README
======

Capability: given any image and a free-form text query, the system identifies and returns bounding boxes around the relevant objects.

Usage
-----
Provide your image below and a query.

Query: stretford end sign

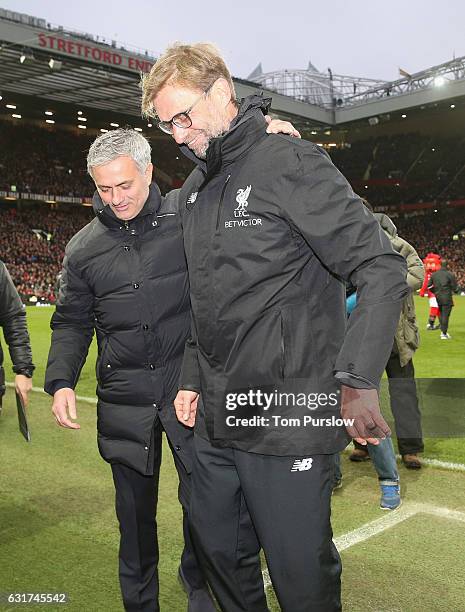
[38,33,154,73]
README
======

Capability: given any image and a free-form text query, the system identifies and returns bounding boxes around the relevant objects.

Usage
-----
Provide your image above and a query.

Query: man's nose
[172,124,187,145]
[112,188,124,205]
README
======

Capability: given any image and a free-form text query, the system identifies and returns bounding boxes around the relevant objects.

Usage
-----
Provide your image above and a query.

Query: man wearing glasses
[45,118,300,610]
[141,43,408,612]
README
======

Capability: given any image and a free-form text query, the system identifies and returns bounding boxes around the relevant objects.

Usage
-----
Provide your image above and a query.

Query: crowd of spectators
[395,208,465,289]
[0,205,92,302]
[0,122,94,196]
[3,120,464,205]
[0,120,193,197]
[330,133,465,205]
[0,120,464,300]
[1,201,463,304]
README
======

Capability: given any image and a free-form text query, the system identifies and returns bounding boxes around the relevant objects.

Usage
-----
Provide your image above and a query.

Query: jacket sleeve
[0,262,34,373]
[178,311,201,393]
[175,183,201,393]
[397,237,424,291]
[281,145,409,389]
[44,252,94,395]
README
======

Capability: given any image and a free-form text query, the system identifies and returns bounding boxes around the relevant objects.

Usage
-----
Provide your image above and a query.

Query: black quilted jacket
[44,185,192,475]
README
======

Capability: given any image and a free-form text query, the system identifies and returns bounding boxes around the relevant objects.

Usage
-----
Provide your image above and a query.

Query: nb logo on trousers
[291,458,313,472]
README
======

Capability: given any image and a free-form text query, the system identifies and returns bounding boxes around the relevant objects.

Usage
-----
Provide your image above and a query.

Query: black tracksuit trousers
[111,419,205,612]
[438,301,453,334]
[189,434,342,612]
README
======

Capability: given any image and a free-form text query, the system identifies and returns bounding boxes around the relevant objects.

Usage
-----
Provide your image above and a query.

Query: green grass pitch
[0,297,464,611]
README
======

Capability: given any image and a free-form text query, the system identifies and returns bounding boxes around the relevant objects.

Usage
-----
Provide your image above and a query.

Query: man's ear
[212,78,232,106]
[145,163,154,185]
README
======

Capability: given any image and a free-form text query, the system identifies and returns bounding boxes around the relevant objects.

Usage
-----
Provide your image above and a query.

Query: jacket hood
[374,212,397,238]
[179,94,271,178]
[92,183,162,229]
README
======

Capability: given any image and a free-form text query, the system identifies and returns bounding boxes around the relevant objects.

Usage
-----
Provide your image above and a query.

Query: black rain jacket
[44,185,192,475]
[428,268,458,305]
[178,95,409,456]
[0,261,34,397]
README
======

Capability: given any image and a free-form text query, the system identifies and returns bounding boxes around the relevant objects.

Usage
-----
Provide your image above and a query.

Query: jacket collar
[93,183,162,229]
[180,94,271,179]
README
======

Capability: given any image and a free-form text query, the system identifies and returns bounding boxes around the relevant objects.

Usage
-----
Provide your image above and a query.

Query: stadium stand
[330,132,465,204]
[1,119,464,301]
[0,120,193,197]
[0,204,92,303]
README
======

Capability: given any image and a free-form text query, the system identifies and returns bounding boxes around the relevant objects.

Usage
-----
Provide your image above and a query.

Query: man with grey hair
[44,128,216,612]
[44,116,300,610]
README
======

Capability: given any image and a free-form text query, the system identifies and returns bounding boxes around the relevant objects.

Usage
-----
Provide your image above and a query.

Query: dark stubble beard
[195,112,231,159]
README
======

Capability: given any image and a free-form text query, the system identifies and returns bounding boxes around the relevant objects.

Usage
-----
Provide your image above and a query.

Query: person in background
[0,260,34,413]
[333,285,401,510]
[428,260,458,340]
[350,202,425,470]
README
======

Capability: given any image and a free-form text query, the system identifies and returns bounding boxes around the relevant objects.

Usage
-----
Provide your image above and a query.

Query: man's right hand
[174,390,199,427]
[340,385,391,445]
[52,387,80,429]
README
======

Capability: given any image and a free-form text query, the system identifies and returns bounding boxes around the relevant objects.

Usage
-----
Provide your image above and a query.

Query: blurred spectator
[0,205,92,302]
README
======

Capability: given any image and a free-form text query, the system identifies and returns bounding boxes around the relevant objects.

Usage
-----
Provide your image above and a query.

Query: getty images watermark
[224,389,355,428]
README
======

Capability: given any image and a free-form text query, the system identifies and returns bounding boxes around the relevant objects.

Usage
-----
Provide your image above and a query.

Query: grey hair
[87,128,152,176]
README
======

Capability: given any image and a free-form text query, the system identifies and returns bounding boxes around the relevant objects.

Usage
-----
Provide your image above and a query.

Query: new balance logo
[291,458,313,472]
[187,192,198,205]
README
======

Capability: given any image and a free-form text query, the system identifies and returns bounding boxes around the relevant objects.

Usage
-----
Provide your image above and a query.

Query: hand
[52,387,80,429]
[340,385,391,445]
[264,115,301,138]
[174,390,199,427]
[15,374,32,407]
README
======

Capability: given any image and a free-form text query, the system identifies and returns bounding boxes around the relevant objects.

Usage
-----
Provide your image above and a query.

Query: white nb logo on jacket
[291,458,313,472]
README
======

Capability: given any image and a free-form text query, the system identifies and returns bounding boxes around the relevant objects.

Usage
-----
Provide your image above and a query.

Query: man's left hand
[15,374,32,407]
[340,385,391,445]
[265,115,301,138]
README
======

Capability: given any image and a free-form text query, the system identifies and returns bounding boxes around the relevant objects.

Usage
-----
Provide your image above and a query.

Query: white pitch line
[334,503,419,551]
[335,502,465,553]
[419,457,465,472]
[5,382,97,404]
[416,502,465,523]
[263,502,465,589]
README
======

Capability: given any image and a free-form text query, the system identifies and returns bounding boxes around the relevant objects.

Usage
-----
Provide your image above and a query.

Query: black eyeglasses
[157,82,215,135]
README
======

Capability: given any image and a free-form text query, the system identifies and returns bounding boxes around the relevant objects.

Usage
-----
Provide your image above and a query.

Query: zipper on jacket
[124,221,129,231]
[215,174,231,231]
[280,314,285,381]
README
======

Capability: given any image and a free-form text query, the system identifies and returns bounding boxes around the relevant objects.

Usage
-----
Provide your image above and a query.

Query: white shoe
[440,333,451,339]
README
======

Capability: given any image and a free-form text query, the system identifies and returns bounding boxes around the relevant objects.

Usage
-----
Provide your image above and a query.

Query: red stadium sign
[38,33,153,73]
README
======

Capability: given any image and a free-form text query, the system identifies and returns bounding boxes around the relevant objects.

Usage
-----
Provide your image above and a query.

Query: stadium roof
[0,11,151,117]
[247,61,386,107]
[0,10,328,128]
[2,8,465,131]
